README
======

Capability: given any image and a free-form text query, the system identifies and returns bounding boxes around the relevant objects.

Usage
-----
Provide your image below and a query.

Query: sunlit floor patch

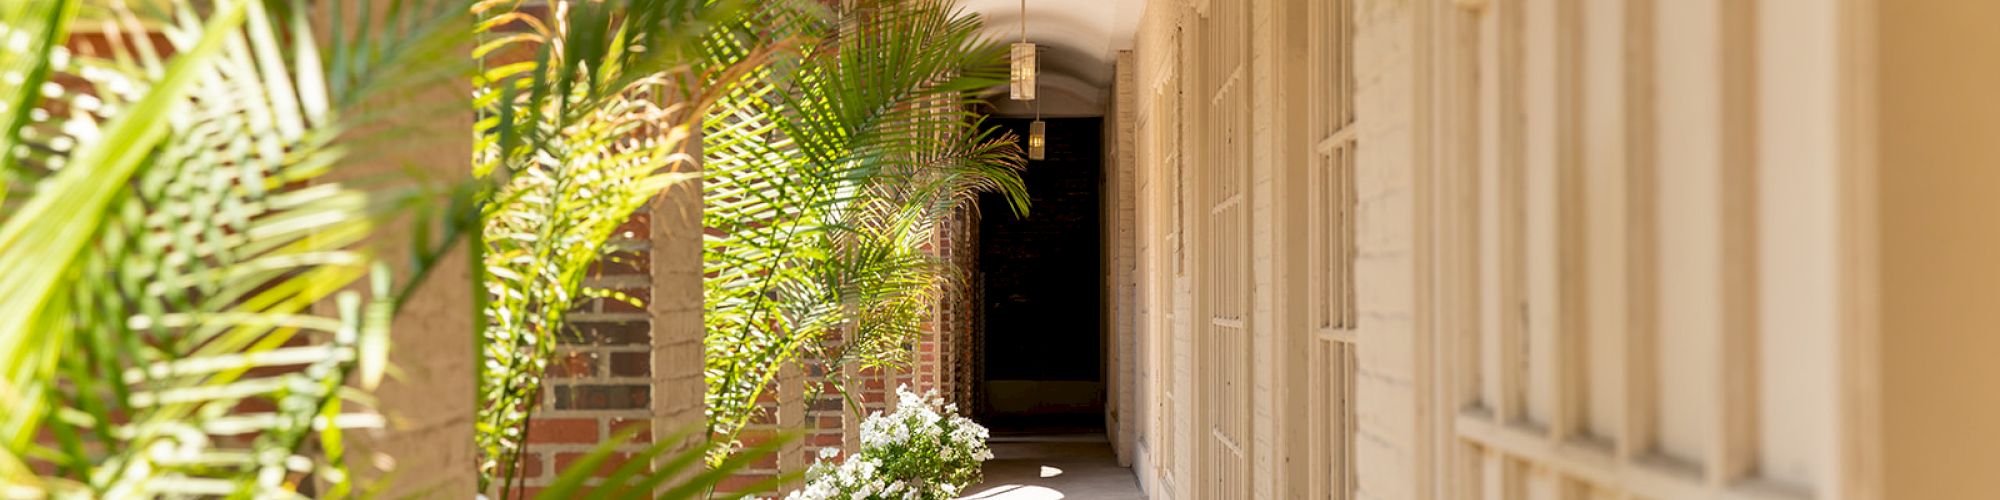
[956,435,1146,500]
[959,484,1067,499]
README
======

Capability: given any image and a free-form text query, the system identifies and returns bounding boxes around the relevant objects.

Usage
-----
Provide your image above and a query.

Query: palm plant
[698,0,1030,446]
[469,0,1028,493]
[470,0,802,493]
[0,0,473,496]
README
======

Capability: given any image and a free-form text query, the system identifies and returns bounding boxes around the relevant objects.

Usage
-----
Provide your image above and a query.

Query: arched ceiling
[963,0,1143,116]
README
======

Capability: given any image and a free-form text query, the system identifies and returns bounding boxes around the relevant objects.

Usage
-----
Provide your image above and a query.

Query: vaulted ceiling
[961,0,1144,117]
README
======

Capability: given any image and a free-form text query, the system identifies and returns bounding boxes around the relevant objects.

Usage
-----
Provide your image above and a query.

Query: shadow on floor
[957,434,1146,500]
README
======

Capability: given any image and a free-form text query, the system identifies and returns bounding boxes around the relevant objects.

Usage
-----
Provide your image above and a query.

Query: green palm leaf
[697,0,1030,448]
[469,0,797,493]
[0,0,475,496]
[471,0,1033,494]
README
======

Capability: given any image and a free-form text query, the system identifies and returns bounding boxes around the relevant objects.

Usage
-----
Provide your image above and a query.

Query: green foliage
[470,0,1031,494]
[698,0,1030,447]
[788,386,991,500]
[0,0,473,496]
[470,0,795,493]
[533,427,795,500]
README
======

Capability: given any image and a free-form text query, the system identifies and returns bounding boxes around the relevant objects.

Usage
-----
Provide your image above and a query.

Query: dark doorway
[976,117,1104,433]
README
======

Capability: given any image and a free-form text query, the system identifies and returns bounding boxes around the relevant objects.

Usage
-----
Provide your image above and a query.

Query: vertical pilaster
[651,119,707,474]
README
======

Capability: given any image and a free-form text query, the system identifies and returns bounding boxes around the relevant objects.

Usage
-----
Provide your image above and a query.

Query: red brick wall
[509,210,655,496]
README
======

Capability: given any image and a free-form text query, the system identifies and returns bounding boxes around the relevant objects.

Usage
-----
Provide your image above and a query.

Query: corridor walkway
[957,435,1146,500]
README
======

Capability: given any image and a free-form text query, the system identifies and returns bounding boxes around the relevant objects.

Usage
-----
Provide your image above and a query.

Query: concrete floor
[957,435,1147,500]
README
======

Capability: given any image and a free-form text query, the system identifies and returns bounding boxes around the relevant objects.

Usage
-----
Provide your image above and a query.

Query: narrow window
[1306,0,1360,498]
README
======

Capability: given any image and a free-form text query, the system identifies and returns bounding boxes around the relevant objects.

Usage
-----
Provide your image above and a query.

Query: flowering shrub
[786,385,994,500]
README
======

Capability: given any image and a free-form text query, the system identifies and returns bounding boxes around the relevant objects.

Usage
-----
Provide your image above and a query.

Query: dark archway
[974,117,1105,434]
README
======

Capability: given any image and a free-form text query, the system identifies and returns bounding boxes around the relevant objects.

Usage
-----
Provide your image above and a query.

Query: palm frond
[470,0,786,492]
[0,0,78,206]
[0,0,475,496]
[698,0,1030,448]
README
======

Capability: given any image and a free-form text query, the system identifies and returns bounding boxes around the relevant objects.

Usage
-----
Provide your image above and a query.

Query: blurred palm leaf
[0,0,77,207]
[0,0,473,496]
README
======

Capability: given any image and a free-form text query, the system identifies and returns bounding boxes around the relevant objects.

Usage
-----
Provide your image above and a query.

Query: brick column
[778,360,807,491]
[338,1,476,494]
[651,125,709,479]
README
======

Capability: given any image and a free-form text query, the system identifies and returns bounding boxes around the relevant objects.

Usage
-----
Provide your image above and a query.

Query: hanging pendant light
[1014,0,1045,159]
[1028,119,1046,160]
[1011,43,1037,100]
[1010,0,1037,100]
[1028,90,1047,160]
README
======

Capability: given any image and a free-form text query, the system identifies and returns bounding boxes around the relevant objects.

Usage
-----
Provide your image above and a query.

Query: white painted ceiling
[960,0,1144,116]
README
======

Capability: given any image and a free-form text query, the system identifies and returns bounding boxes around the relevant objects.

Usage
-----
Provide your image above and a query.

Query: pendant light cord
[1023,0,1039,122]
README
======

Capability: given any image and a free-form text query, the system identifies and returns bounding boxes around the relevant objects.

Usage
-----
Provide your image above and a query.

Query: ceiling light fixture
[1028,120,1046,160]
[1029,101,1046,160]
[1010,0,1037,101]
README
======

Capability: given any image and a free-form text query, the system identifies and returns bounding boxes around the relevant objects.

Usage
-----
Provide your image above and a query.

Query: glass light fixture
[1011,0,1036,100]
[1011,43,1037,100]
[1028,119,1046,160]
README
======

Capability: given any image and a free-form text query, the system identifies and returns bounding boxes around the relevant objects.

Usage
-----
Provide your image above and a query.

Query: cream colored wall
[1118,0,1929,499]
[1131,0,1423,498]
[1109,49,1142,468]
[1352,1,1425,498]
[1133,3,1198,497]
[1132,4,1180,496]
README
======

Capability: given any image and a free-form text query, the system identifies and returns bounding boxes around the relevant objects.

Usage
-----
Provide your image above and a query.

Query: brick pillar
[338,0,476,494]
[651,124,708,479]
[778,360,807,491]
[839,338,864,451]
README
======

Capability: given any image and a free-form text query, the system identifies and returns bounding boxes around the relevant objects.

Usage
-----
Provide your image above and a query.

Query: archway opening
[974,116,1107,435]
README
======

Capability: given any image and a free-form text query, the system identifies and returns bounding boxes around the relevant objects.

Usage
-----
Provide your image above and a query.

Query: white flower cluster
[784,385,993,500]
